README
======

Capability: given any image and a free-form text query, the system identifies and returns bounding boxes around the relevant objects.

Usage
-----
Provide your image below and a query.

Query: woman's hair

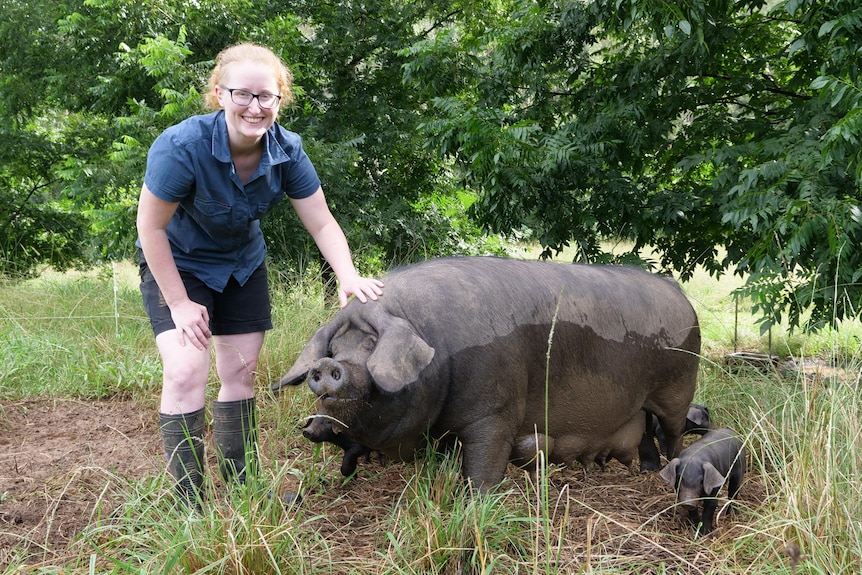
[204,43,294,111]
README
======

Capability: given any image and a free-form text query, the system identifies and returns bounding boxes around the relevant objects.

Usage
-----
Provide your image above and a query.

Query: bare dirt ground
[0,397,767,572]
[0,398,162,569]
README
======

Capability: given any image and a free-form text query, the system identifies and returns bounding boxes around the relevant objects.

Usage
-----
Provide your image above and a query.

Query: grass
[1,256,860,573]
[0,264,161,399]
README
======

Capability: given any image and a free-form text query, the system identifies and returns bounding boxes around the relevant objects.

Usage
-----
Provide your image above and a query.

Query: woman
[136,42,384,508]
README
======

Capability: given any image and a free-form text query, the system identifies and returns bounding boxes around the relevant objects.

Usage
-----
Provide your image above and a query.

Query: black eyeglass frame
[220,86,282,109]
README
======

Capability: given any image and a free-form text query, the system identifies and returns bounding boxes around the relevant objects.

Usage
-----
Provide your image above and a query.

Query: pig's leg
[726,457,745,512]
[699,498,718,534]
[655,412,686,461]
[459,422,514,492]
[638,411,662,472]
[340,442,371,477]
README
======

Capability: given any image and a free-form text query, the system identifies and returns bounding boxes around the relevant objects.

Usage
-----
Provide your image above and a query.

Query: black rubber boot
[212,397,258,485]
[159,408,206,511]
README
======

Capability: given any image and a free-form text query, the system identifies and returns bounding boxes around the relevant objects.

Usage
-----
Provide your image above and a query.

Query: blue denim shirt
[140,111,321,292]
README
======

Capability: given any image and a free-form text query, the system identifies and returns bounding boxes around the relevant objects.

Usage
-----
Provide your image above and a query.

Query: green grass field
[0,256,859,573]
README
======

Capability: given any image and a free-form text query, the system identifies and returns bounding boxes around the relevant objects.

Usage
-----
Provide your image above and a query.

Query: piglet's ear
[659,458,680,485]
[367,315,435,393]
[701,462,726,494]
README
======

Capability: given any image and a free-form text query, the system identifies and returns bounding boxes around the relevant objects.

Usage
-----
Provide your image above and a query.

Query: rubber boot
[159,408,206,511]
[212,397,258,486]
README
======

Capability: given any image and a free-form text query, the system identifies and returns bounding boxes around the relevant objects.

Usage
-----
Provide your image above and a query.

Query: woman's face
[215,59,281,149]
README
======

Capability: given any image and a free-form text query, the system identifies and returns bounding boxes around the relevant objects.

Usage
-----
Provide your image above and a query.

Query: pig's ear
[659,459,680,485]
[701,462,726,494]
[688,404,710,428]
[271,321,338,392]
[367,315,435,393]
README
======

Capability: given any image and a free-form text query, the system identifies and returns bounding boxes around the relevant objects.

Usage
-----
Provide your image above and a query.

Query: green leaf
[679,20,692,36]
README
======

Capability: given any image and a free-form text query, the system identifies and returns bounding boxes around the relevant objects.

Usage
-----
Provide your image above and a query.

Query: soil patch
[0,398,161,568]
[0,398,764,571]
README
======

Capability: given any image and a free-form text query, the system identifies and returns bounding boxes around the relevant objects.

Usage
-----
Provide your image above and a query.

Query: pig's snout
[302,417,331,442]
[308,357,346,397]
[676,487,702,510]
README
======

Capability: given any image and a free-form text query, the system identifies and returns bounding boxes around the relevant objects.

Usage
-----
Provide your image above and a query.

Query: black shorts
[139,261,273,337]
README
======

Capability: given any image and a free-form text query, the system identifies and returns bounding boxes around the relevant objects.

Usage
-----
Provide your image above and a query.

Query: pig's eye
[360,336,376,351]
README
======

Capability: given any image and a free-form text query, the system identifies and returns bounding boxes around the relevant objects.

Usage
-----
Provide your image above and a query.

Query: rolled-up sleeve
[144,128,196,202]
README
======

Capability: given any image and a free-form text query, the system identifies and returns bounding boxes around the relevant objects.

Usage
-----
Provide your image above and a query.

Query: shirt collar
[211,111,292,167]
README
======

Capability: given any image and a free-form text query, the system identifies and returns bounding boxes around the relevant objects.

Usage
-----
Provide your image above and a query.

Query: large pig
[272,256,701,490]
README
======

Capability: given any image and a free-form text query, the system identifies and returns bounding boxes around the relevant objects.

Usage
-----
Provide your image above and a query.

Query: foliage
[258,0,508,268]
[3,0,862,328]
[0,0,501,280]
[402,0,862,331]
[0,123,91,277]
[0,0,261,271]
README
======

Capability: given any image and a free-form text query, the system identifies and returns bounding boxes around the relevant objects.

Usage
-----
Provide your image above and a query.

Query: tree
[402,0,862,331]
[0,0,95,275]
[0,0,275,272]
[258,0,505,270]
[0,0,503,279]
[5,0,859,330]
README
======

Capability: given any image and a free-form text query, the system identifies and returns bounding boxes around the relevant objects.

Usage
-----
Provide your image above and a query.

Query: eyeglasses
[221,87,282,109]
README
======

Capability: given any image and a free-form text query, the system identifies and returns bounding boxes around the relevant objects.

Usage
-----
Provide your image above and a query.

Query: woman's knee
[162,360,209,392]
[216,355,258,387]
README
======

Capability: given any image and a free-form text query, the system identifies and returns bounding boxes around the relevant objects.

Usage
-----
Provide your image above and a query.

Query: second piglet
[659,427,746,535]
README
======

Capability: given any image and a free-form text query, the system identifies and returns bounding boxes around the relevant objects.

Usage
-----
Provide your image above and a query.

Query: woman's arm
[290,186,384,307]
[137,183,212,348]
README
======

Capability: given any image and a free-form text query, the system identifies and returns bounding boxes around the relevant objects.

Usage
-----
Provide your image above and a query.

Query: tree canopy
[1,0,860,330]
[403,0,862,331]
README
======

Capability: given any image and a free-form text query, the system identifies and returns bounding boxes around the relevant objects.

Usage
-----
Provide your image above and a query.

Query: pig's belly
[549,434,602,465]
[512,429,640,468]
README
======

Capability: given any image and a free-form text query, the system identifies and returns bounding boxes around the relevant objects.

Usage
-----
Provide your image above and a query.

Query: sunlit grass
[0,263,159,400]
[747,360,862,572]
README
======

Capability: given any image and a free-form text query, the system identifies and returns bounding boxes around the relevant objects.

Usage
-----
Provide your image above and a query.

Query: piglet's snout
[676,487,702,509]
[308,357,346,397]
[301,417,328,442]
